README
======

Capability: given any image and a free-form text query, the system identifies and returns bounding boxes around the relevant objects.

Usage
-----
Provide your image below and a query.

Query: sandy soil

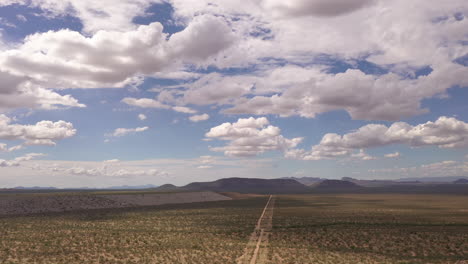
[237,195,275,264]
[0,191,231,216]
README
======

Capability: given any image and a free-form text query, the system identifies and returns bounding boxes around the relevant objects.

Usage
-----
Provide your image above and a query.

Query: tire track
[237,195,275,264]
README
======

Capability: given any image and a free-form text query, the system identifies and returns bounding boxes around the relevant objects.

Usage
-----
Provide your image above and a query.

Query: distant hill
[397,176,468,183]
[180,177,311,194]
[314,180,360,189]
[106,184,158,190]
[14,186,58,190]
[341,177,421,187]
[453,179,468,184]
[281,177,326,186]
[153,184,179,191]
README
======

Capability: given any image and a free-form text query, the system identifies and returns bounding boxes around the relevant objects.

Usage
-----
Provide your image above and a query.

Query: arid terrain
[269,194,468,264]
[0,191,231,216]
[0,190,467,263]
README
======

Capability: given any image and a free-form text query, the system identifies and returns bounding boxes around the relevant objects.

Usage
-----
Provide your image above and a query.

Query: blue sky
[0,0,467,187]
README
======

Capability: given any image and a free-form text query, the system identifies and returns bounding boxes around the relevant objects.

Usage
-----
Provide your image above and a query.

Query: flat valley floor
[1,193,467,263]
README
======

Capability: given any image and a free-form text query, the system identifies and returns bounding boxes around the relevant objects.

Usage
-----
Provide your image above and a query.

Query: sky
[0,0,467,188]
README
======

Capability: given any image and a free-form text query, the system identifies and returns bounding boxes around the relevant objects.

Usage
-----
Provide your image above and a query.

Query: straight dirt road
[237,195,276,264]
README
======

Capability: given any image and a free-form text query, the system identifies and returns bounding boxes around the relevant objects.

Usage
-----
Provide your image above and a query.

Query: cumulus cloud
[181,72,255,105]
[172,106,197,114]
[197,165,213,169]
[0,23,169,90]
[161,0,468,122]
[138,114,147,121]
[109,126,149,137]
[0,114,76,146]
[0,143,23,152]
[0,13,235,113]
[0,153,45,167]
[1,0,466,123]
[0,14,235,89]
[370,160,468,178]
[196,155,215,169]
[224,64,468,121]
[66,166,168,178]
[288,116,468,160]
[385,152,401,158]
[168,15,236,61]
[262,0,374,18]
[189,114,209,122]
[122,98,170,109]
[103,159,120,163]
[0,0,162,33]
[0,71,85,112]
[205,117,303,157]
[350,149,376,161]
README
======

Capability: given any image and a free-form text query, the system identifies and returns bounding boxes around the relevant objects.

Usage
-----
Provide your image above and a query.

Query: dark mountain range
[153,184,179,191]
[397,176,468,183]
[453,179,468,184]
[106,184,158,190]
[179,177,311,194]
[314,180,360,189]
[281,177,326,186]
[6,176,468,195]
[14,186,58,190]
[341,177,422,187]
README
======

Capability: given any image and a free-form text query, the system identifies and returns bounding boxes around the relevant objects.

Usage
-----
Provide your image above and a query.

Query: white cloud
[350,149,376,161]
[16,14,27,22]
[369,160,468,178]
[162,0,468,121]
[173,106,197,114]
[421,160,458,171]
[109,126,149,137]
[197,165,213,169]
[196,155,215,169]
[189,113,209,122]
[206,117,303,157]
[0,71,85,112]
[262,0,375,18]
[0,114,76,146]
[138,114,147,121]
[14,153,46,162]
[199,155,214,164]
[168,15,235,62]
[66,166,168,178]
[103,159,120,163]
[224,65,468,121]
[0,153,45,167]
[0,143,23,152]
[0,157,286,188]
[0,24,169,90]
[0,13,235,113]
[181,72,255,105]
[1,0,162,33]
[288,116,468,160]
[122,98,170,109]
[1,0,466,122]
[385,152,401,158]
[0,14,235,90]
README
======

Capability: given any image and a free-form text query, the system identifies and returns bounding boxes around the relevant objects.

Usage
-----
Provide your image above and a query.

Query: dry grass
[1,193,467,263]
[0,198,268,264]
[268,194,468,264]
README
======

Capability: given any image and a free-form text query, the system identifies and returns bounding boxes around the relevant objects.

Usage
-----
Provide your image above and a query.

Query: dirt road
[237,195,276,264]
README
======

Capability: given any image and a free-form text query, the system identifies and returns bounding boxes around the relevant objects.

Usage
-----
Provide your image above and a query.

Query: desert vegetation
[0,197,267,263]
[0,191,230,216]
[0,193,467,263]
[268,194,468,264]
